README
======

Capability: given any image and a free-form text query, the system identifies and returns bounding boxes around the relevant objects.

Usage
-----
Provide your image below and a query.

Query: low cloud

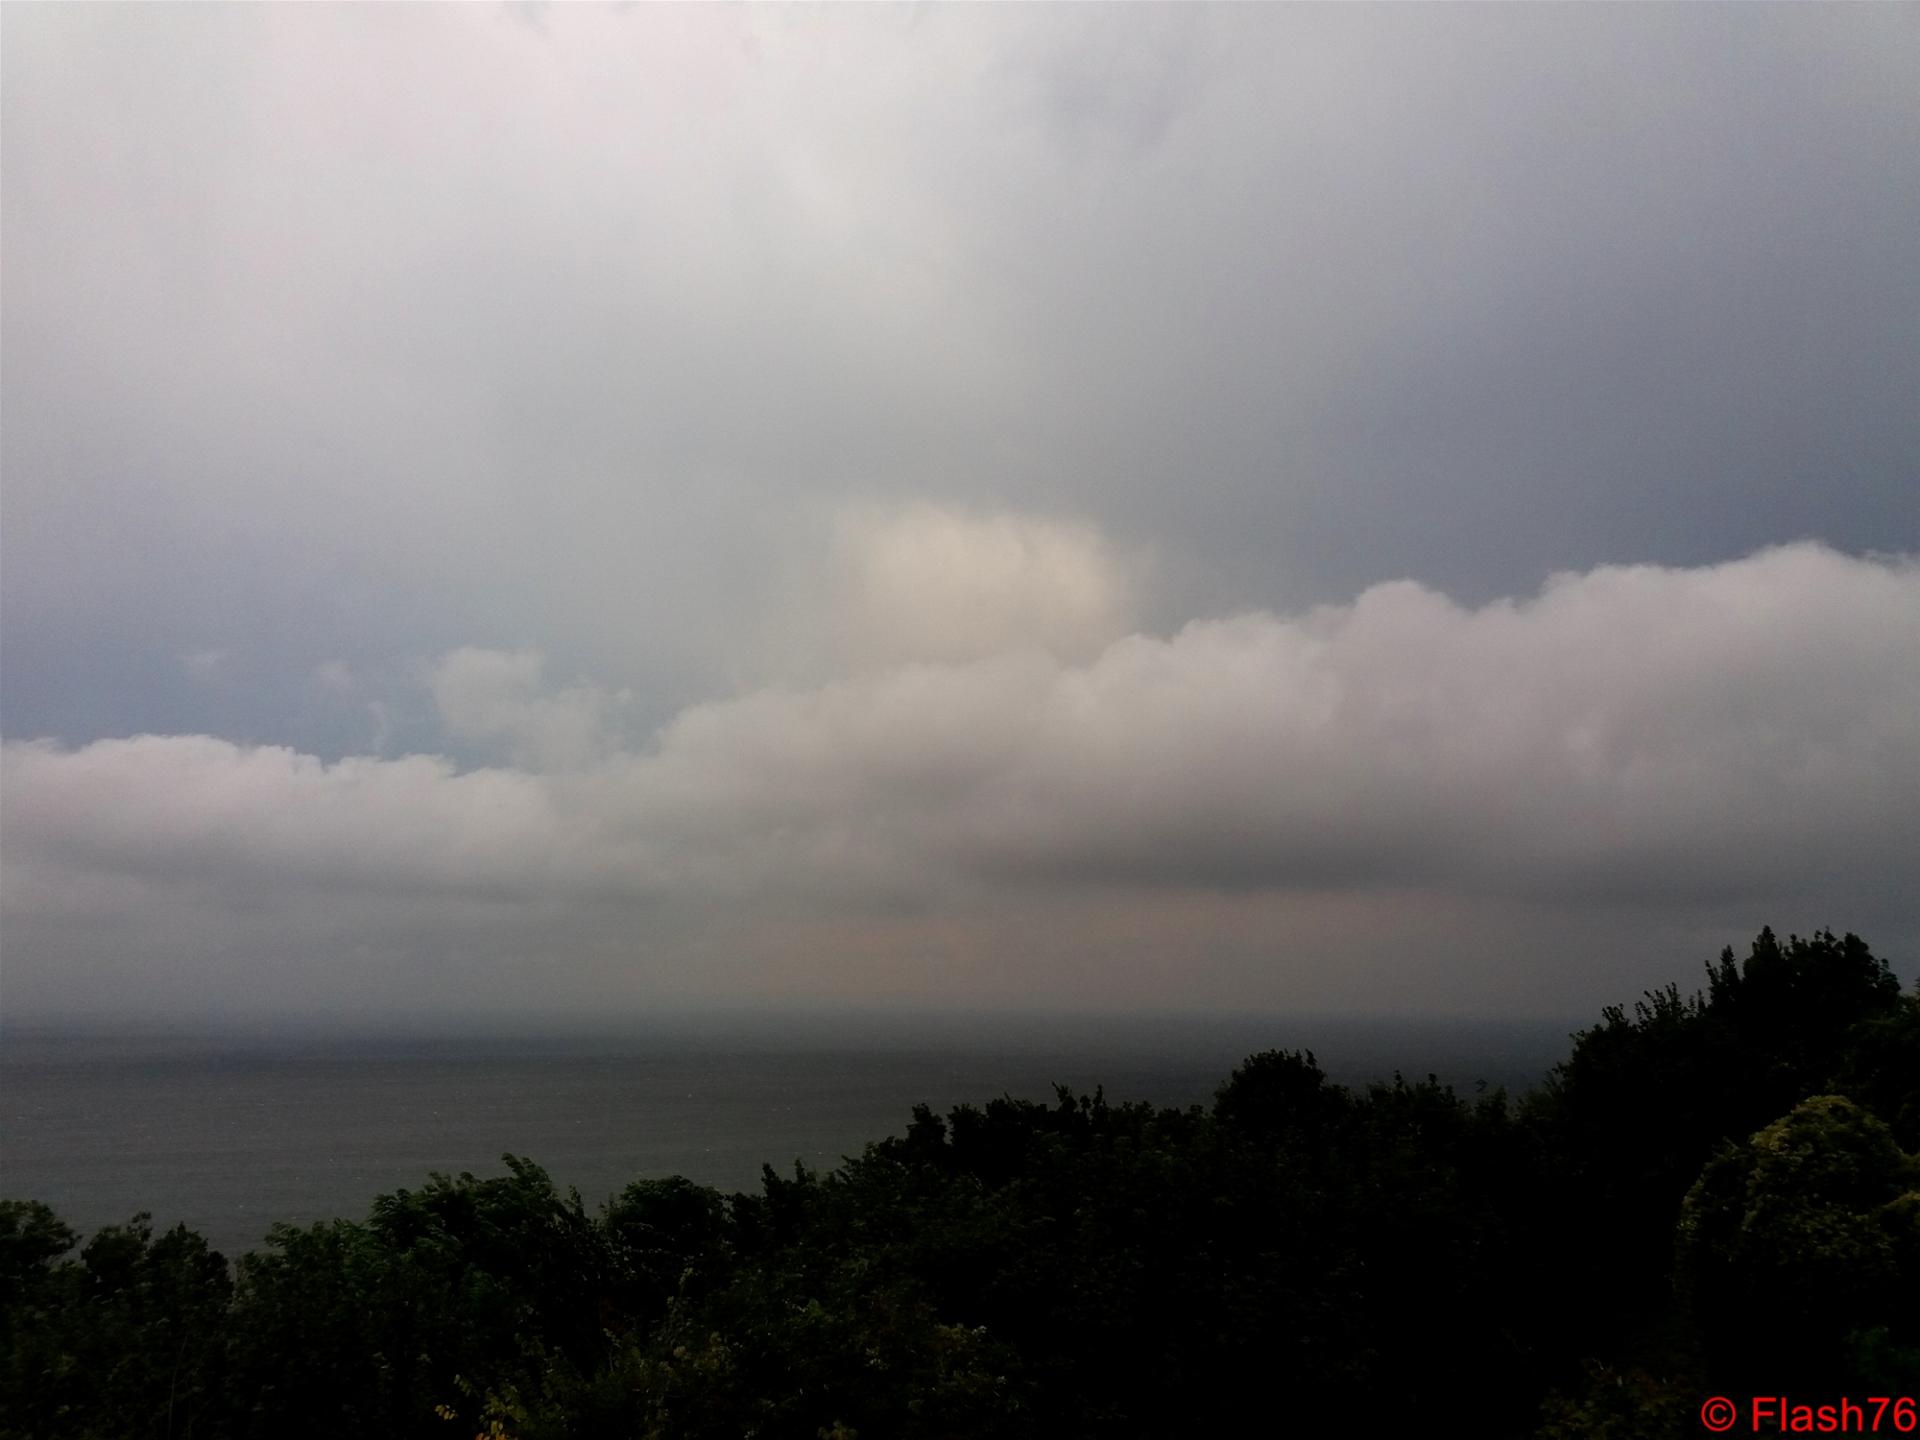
[762,504,1139,678]
[427,647,625,771]
[2,737,569,905]
[6,541,1915,1017]
[644,540,1920,906]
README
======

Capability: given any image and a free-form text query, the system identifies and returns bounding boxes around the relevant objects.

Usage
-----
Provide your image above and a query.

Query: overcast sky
[3,4,1917,1024]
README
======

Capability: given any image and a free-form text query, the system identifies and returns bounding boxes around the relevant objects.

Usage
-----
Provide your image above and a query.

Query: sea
[1,1014,1578,1260]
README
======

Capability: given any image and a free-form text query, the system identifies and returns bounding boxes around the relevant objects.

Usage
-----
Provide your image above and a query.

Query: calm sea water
[1,1015,1575,1259]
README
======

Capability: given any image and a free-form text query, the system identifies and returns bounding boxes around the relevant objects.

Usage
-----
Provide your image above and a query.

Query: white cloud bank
[4,539,1916,1016]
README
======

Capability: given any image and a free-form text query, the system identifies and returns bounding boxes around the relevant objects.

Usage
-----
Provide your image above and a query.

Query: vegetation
[4,928,1913,1438]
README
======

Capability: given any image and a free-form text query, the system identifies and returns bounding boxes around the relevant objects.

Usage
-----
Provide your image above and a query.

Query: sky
[3,4,1917,1025]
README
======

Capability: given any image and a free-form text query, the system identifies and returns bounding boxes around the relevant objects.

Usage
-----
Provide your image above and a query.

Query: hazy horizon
[0,1002,1596,1041]
[4,6,1917,1025]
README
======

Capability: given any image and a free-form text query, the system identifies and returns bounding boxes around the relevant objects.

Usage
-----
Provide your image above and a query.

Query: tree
[0,1210,230,1440]
[1531,928,1906,1344]
[1678,1095,1919,1390]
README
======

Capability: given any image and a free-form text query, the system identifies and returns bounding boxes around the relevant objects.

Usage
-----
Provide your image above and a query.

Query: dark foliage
[3,927,1909,1438]
[1522,930,1903,1348]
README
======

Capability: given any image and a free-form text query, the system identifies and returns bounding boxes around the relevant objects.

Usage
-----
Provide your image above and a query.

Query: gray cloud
[3,7,1917,1019]
[428,647,627,771]
[6,7,1915,737]
[5,540,1915,1018]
